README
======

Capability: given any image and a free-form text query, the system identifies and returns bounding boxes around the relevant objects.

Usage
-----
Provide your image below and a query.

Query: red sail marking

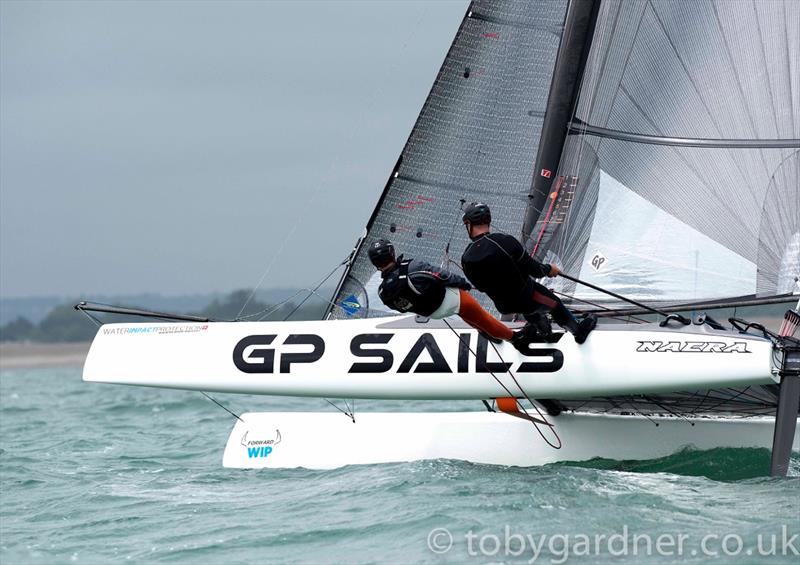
[397,195,435,210]
[531,175,564,257]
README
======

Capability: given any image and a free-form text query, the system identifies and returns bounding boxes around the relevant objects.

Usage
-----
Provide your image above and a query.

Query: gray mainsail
[328,0,571,319]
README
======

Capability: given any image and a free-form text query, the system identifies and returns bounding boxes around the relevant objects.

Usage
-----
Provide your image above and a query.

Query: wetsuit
[460,232,579,333]
[378,256,514,341]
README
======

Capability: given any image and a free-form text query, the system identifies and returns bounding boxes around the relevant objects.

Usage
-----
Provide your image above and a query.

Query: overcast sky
[0,0,466,298]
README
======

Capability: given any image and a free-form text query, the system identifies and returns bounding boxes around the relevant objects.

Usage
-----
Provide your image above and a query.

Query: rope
[440,199,467,270]
[201,392,244,423]
[551,289,650,324]
[324,398,355,423]
[486,338,563,449]
[77,306,103,327]
[282,259,349,321]
[559,272,690,324]
[442,319,562,449]
[233,257,349,321]
[238,5,432,320]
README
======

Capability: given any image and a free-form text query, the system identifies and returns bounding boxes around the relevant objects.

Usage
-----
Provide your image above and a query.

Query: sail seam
[708,0,774,180]
[396,174,528,201]
[468,10,563,36]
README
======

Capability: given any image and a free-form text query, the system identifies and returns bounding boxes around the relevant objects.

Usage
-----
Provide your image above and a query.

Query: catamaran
[78,0,799,474]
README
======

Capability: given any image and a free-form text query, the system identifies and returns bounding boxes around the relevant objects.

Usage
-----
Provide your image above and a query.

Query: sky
[0,0,466,298]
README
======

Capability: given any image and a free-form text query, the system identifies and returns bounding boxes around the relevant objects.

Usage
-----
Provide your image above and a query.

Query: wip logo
[241,429,281,458]
[636,341,750,353]
[341,294,361,316]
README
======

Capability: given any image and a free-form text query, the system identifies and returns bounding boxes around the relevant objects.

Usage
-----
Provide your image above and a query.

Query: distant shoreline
[0,312,789,371]
[0,342,91,370]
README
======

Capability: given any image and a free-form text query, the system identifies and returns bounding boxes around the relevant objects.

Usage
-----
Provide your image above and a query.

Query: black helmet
[462,202,491,225]
[368,239,396,268]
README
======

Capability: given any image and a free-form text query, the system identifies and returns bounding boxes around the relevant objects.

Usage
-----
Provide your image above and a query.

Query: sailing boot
[510,323,538,353]
[552,305,594,344]
[573,314,597,344]
[525,311,558,342]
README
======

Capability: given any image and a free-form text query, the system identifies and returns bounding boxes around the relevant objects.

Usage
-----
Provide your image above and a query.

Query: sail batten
[568,121,800,148]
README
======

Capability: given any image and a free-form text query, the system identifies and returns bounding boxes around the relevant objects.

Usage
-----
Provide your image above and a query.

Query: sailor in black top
[460,203,596,344]
[367,239,535,350]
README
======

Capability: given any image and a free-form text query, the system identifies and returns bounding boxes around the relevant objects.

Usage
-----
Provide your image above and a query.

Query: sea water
[1,368,798,564]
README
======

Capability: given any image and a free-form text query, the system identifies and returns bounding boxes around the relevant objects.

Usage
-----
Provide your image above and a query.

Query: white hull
[83,316,777,399]
[223,411,799,469]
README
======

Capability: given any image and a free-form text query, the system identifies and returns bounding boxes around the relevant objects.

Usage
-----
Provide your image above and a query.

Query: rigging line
[77,306,103,328]
[550,289,650,324]
[324,398,355,423]
[234,257,349,321]
[640,395,695,425]
[237,4,430,321]
[689,390,712,415]
[440,199,467,271]
[558,272,690,324]
[697,387,754,413]
[282,259,348,321]
[440,320,536,415]
[441,319,562,449]
[236,220,302,320]
[200,392,244,423]
[623,397,659,427]
[486,338,563,448]
[303,287,359,318]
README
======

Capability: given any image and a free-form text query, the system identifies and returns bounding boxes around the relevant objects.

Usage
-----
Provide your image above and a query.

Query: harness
[378,260,416,313]
[378,260,445,316]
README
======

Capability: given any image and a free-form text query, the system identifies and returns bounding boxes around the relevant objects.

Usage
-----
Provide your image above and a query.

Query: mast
[520,0,600,250]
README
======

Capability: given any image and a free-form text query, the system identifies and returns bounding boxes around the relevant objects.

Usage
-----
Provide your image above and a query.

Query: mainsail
[329,0,798,319]
[329,0,572,318]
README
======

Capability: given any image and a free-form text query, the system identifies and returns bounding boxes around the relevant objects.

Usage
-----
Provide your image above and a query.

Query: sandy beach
[0,342,91,369]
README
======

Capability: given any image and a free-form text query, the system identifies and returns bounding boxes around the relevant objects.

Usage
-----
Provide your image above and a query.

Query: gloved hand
[459,282,473,291]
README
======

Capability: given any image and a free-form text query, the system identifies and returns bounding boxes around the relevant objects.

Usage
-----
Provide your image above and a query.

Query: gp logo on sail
[241,430,281,458]
[232,332,563,374]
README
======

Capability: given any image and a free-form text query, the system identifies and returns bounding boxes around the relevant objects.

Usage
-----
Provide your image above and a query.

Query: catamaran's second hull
[82,315,777,399]
[223,411,798,470]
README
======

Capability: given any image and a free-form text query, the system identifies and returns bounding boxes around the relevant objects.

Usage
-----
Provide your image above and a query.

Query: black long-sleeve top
[461,232,551,314]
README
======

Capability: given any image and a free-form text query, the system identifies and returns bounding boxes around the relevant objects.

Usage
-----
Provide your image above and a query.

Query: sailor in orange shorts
[367,239,534,351]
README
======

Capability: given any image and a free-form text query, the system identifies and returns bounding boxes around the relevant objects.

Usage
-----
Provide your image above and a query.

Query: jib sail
[526,0,800,307]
